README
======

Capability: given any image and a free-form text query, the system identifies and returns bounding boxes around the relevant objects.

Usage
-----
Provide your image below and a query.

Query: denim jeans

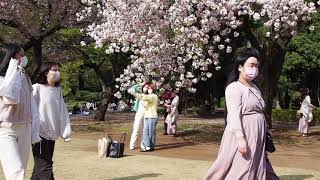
[143,118,158,149]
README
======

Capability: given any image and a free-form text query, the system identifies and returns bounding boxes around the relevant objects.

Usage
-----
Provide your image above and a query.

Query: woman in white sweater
[31,62,71,180]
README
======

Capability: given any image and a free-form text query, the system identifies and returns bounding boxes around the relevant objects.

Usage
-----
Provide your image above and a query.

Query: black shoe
[163,133,168,135]
[150,148,155,151]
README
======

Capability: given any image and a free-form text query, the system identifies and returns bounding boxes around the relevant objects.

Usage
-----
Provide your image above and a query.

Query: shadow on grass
[177,121,320,146]
[184,112,225,120]
[107,173,162,180]
[71,114,320,146]
[178,123,225,143]
[279,174,314,180]
[271,121,320,146]
[308,131,320,136]
[156,142,197,151]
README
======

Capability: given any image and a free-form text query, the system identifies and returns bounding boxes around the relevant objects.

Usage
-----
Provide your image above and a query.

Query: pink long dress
[205,81,279,180]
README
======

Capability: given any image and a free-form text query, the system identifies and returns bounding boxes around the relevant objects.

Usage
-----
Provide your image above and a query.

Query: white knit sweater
[32,83,71,141]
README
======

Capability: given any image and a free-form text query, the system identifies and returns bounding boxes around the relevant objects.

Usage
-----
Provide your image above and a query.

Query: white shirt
[32,83,71,141]
[300,95,314,121]
[165,95,179,123]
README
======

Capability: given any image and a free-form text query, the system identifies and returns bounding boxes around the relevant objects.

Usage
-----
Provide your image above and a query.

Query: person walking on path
[0,44,41,180]
[204,48,279,180]
[31,62,71,180]
[298,88,316,137]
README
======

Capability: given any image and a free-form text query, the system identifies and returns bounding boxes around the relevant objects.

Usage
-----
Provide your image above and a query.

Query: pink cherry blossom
[79,0,318,97]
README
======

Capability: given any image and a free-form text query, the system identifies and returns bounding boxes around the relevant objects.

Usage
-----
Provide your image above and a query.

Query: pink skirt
[167,123,176,135]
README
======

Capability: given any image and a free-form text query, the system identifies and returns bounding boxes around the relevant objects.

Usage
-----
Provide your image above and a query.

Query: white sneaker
[146,147,151,151]
[129,146,135,150]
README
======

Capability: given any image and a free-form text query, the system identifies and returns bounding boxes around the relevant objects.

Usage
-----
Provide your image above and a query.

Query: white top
[137,100,146,115]
[32,83,71,141]
[165,95,179,123]
[300,95,315,120]
[0,75,41,144]
[0,58,24,104]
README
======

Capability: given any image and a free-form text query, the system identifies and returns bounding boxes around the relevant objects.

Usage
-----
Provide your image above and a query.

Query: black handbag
[265,132,276,153]
[107,133,126,158]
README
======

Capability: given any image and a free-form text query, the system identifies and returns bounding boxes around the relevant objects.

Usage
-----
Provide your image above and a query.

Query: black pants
[31,137,55,180]
[164,111,169,134]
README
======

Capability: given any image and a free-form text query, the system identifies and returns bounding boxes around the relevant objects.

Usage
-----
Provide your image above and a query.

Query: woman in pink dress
[204,48,279,180]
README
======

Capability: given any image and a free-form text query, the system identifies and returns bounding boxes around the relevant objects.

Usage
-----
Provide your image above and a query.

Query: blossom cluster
[78,0,318,97]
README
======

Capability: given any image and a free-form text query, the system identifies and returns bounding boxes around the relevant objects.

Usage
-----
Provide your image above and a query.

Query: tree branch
[39,1,53,34]
[22,39,34,51]
[40,25,62,40]
[241,17,262,52]
[0,18,32,38]
[0,19,18,28]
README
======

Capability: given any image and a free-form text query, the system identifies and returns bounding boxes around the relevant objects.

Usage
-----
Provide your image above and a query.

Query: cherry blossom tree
[80,0,319,127]
[0,0,87,80]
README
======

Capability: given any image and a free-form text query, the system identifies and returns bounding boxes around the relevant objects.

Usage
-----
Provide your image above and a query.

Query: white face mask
[48,70,61,82]
[244,66,258,79]
[18,56,28,68]
[147,89,153,94]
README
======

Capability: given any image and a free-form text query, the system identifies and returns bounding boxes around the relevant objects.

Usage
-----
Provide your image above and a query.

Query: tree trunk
[30,39,43,82]
[179,90,188,117]
[199,102,209,116]
[94,77,112,121]
[284,90,290,109]
[278,91,285,109]
[78,71,85,90]
[259,42,287,129]
[309,70,320,107]
[95,90,110,121]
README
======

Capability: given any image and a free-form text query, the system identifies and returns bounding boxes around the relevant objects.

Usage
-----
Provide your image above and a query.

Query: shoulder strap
[120,133,126,143]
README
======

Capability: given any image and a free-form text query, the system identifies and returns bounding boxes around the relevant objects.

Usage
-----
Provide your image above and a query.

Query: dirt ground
[70,112,320,171]
[1,112,320,179]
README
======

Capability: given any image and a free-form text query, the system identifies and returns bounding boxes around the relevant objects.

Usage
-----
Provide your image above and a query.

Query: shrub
[272,108,320,124]
[272,109,297,122]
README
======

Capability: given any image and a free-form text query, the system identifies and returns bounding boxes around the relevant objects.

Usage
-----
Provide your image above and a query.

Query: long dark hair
[141,83,149,94]
[224,48,260,126]
[300,88,310,102]
[0,44,23,76]
[35,61,61,87]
